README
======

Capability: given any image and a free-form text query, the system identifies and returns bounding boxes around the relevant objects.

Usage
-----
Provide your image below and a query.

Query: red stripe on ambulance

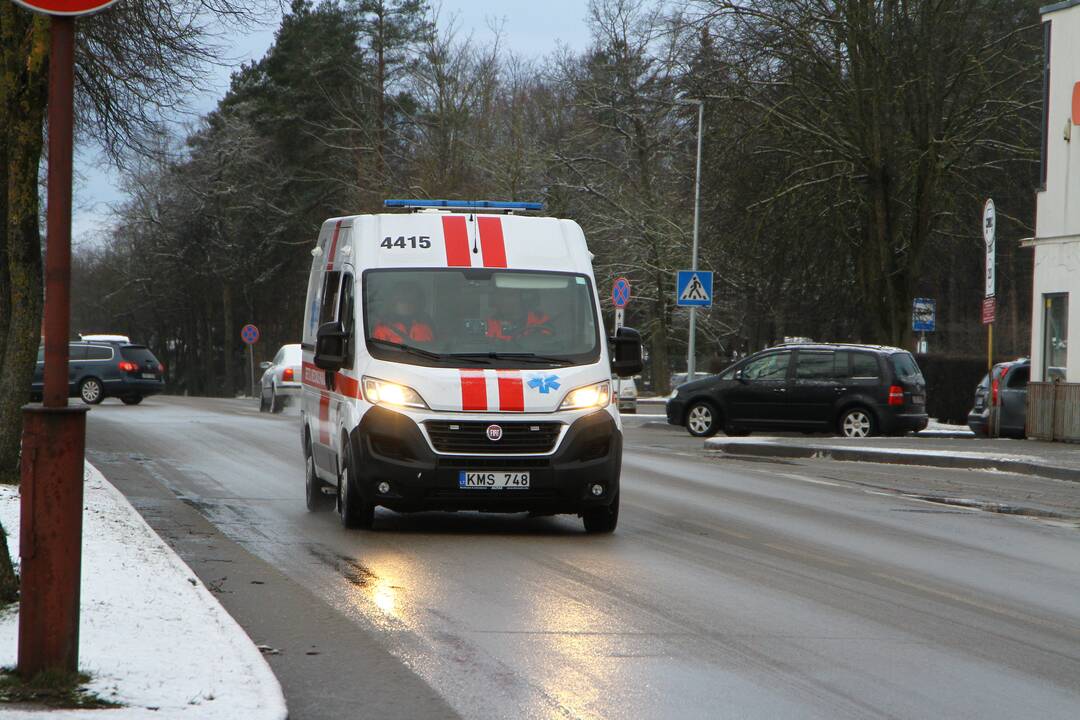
[460,370,487,411]
[497,371,524,411]
[477,216,507,268]
[326,220,342,271]
[318,394,330,444]
[442,216,471,267]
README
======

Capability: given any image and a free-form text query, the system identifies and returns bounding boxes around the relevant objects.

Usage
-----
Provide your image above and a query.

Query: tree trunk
[651,267,671,396]
[0,6,49,485]
[222,283,235,397]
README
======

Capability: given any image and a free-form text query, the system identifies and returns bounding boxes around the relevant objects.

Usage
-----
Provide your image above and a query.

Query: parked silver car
[967,359,1029,438]
[612,375,638,413]
[259,343,302,413]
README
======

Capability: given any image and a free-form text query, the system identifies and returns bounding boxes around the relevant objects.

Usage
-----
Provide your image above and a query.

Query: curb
[704,440,1080,483]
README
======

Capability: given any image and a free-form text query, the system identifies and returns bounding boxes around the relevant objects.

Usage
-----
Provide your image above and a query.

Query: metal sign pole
[18,14,89,678]
[686,100,704,380]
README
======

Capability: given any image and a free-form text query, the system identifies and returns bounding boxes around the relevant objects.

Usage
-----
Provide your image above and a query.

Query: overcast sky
[72,0,594,245]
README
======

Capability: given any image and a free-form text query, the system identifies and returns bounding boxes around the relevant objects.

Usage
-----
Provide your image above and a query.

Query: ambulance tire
[582,492,619,534]
[305,443,334,512]
[338,440,374,529]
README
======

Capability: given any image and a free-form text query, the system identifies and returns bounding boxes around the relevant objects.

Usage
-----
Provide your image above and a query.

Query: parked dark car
[31,341,166,405]
[967,359,1029,438]
[666,343,929,438]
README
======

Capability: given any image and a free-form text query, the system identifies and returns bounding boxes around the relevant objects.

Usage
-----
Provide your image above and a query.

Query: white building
[1030,1,1080,384]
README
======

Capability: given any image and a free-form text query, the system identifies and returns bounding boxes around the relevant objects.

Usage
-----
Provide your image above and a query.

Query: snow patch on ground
[704,436,1040,464]
[0,463,286,719]
[922,419,975,437]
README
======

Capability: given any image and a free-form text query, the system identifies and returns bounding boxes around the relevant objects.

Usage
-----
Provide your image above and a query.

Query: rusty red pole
[41,14,74,410]
[18,14,89,678]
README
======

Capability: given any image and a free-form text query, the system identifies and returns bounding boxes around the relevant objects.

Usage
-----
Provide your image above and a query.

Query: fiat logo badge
[486,424,503,442]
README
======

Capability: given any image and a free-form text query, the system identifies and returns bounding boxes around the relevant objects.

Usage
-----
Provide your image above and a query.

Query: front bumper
[351,406,622,515]
[665,398,685,425]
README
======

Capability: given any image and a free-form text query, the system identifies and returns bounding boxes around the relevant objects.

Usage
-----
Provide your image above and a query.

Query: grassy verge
[0,667,120,709]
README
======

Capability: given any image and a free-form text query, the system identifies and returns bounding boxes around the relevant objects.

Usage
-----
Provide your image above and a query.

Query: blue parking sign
[676,271,712,307]
[912,298,936,332]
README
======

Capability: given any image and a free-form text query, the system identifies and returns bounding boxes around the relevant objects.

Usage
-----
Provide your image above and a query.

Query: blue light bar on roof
[384,199,544,211]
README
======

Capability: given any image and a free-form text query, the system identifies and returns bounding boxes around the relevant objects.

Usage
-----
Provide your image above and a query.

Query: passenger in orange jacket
[486,292,553,341]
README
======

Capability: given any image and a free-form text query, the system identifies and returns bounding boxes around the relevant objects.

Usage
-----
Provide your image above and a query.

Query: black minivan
[31,341,166,405]
[666,343,928,438]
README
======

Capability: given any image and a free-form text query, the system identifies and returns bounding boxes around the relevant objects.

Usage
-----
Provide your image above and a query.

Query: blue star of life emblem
[527,374,561,394]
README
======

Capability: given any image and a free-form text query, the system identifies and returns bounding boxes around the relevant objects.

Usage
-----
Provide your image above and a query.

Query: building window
[1044,293,1068,380]
[1040,20,1051,190]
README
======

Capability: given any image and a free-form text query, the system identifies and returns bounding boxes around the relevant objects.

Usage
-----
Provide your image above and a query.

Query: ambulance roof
[315,211,594,275]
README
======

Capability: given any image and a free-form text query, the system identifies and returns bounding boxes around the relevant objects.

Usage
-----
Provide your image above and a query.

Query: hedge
[917,355,987,425]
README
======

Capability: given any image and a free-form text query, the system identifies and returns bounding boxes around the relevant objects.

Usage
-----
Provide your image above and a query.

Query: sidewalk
[0,463,287,719]
[704,434,1080,483]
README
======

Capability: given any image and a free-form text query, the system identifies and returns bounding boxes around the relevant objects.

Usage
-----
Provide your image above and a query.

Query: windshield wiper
[367,337,448,361]
[449,352,573,366]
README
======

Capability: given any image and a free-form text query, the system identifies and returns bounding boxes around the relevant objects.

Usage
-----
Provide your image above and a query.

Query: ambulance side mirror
[314,321,347,372]
[610,326,643,378]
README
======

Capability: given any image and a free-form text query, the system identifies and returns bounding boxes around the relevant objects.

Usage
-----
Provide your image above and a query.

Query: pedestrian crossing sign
[676,270,713,307]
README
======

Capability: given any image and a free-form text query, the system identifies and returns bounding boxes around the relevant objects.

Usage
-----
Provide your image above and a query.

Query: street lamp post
[683,99,705,380]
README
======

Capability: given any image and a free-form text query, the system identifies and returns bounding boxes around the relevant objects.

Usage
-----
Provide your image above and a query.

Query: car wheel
[582,493,619,534]
[305,442,334,512]
[839,407,875,438]
[338,440,374,529]
[259,389,269,412]
[120,395,143,406]
[79,377,104,405]
[270,386,283,414]
[685,401,719,437]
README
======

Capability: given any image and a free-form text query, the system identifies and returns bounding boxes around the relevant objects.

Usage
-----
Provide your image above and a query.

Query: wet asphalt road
[86,396,1080,720]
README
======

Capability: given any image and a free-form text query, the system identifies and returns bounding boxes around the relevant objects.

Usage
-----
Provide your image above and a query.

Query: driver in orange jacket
[372,283,434,344]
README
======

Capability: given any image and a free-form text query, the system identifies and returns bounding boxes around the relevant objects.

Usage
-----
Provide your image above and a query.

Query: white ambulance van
[301,200,642,533]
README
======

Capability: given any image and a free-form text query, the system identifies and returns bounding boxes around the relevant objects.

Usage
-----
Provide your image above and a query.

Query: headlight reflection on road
[373,579,397,617]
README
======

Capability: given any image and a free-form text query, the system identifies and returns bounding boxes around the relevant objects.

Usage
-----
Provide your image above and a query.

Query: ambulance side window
[319,271,342,327]
[339,274,355,365]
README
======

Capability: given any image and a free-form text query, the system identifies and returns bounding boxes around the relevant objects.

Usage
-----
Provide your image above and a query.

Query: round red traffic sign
[241,324,260,345]
[12,0,120,16]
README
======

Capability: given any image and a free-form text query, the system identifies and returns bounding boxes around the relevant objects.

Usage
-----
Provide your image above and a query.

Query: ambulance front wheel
[305,439,334,512]
[339,439,375,529]
[582,493,619,534]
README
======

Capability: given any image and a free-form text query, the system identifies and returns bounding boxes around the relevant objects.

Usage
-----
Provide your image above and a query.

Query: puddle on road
[307,543,377,588]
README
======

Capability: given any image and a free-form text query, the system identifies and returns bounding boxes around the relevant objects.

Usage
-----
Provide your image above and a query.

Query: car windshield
[363,269,600,368]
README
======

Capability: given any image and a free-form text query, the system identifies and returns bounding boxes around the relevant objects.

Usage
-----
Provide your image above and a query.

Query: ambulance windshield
[363,269,600,368]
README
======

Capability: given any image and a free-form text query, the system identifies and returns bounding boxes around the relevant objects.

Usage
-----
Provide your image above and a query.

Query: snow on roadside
[704,436,1041,464]
[0,463,286,719]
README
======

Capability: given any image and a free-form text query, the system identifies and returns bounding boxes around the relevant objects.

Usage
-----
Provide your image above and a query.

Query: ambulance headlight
[362,377,429,410]
[559,381,611,411]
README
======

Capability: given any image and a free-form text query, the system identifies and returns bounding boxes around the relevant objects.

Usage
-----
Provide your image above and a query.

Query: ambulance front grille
[425,421,562,454]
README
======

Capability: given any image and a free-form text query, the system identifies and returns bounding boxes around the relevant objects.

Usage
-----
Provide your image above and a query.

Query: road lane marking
[778,472,844,487]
